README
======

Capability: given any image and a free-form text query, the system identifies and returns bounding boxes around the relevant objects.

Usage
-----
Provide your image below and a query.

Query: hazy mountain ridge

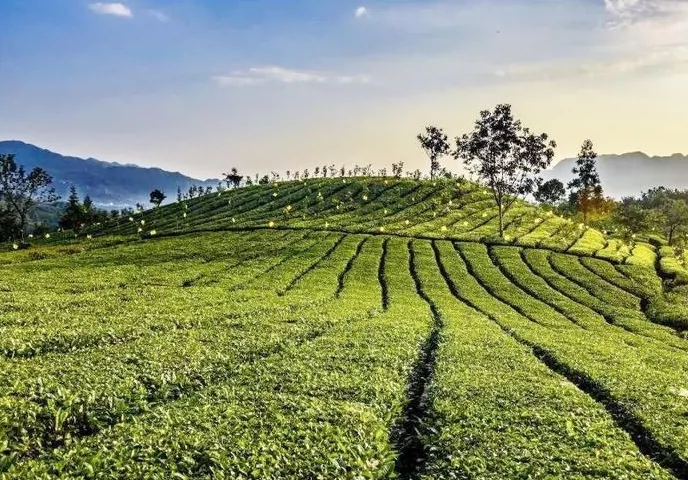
[545,152,688,198]
[0,141,220,207]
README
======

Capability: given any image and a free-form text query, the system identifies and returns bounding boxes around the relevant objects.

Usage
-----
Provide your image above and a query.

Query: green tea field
[2,178,688,479]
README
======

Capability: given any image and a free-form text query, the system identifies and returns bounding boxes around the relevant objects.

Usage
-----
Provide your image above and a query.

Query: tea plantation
[2,178,688,479]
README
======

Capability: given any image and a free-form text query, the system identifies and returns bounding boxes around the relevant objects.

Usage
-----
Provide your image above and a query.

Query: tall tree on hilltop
[0,153,59,242]
[568,139,602,226]
[454,104,556,237]
[417,126,450,180]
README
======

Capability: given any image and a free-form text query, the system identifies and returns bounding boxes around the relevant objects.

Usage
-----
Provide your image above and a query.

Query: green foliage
[454,104,557,236]
[1,177,687,478]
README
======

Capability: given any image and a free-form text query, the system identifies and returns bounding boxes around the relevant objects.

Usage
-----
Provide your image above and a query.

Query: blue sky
[1,0,687,179]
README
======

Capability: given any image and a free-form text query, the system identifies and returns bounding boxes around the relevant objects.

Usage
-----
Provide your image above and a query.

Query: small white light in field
[286,205,292,211]
[384,209,388,214]
[441,226,448,232]
[45,233,50,239]
[462,221,468,227]
[141,220,145,225]
[482,190,488,194]
[504,235,511,242]
[433,212,437,218]
[12,243,18,250]
[28,234,33,239]
[405,220,410,225]
[482,213,487,218]
[150,230,157,236]
[232,218,236,223]
[129,217,134,222]
[632,234,637,239]
[412,197,416,202]
[218,193,221,197]
[336,205,340,210]
[183,212,187,218]
[433,182,437,187]
[269,221,275,228]
[379,226,385,232]
[384,180,388,185]
[343,179,346,183]
[87,234,92,239]
[448,200,453,206]
[325,222,329,228]
[362,195,368,201]
[138,227,143,233]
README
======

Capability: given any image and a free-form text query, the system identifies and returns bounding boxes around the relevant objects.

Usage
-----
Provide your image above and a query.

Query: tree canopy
[454,104,556,237]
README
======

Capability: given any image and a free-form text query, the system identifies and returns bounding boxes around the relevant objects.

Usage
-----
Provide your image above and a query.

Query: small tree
[223,168,243,189]
[454,104,556,237]
[568,140,602,226]
[59,185,88,232]
[534,179,566,206]
[660,198,688,245]
[418,126,450,180]
[150,189,166,207]
[0,154,59,241]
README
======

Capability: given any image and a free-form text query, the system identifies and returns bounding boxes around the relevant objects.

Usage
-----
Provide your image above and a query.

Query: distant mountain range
[0,141,219,207]
[544,152,688,199]
[1,141,686,207]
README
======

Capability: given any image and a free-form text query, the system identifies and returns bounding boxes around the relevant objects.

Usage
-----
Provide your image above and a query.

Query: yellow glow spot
[405,220,410,225]
[269,221,275,228]
[379,226,385,232]
[441,226,448,232]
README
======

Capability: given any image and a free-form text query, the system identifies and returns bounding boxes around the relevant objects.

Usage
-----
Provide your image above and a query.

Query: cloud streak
[213,66,371,87]
[88,2,132,18]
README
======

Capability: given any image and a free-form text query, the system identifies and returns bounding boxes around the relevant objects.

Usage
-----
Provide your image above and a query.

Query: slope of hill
[91,177,648,265]
[1,177,687,478]
[0,140,219,207]
[544,152,688,198]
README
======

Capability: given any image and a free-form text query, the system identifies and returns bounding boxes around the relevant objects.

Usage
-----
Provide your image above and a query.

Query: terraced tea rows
[2,225,687,478]
[78,178,680,266]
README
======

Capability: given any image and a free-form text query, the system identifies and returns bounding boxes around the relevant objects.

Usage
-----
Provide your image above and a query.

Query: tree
[150,189,166,208]
[534,179,566,206]
[614,196,655,237]
[0,154,59,241]
[418,126,450,180]
[568,140,602,226]
[59,185,87,232]
[660,198,688,245]
[454,104,556,237]
[223,168,243,189]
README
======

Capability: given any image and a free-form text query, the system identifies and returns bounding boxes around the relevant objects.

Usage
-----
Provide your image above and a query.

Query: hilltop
[91,177,652,265]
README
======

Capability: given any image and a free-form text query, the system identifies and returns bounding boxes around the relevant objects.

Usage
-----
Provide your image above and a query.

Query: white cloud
[213,66,371,87]
[147,9,169,22]
[355,6,368,19]
[88,2,132,17]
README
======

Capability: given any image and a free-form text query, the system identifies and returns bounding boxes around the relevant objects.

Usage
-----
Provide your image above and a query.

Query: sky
[1,0,687,180]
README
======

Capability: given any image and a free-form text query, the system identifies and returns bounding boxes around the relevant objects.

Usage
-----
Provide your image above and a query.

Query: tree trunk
[498,202,504,237]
